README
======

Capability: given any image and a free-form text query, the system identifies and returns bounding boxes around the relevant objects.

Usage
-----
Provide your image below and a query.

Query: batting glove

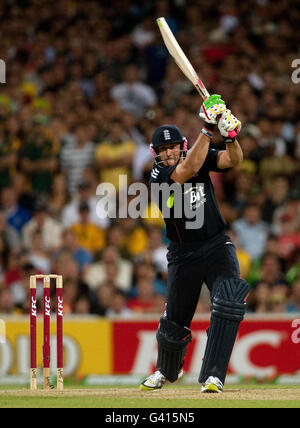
[218,109,241,143]
[199,94,226,125]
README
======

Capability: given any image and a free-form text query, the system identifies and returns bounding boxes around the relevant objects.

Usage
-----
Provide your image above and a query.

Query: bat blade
[157,17,209,99]
[157,17,237,138]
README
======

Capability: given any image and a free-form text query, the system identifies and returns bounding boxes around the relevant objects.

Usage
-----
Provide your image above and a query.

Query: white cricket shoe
[140,369,184,391]
[201,376,223,393]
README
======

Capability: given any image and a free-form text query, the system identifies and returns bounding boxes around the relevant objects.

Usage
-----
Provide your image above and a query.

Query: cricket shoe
[201,376,223,393]
[140,369,183,391]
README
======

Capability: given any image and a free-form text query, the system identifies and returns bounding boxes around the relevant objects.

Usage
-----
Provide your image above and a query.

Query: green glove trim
[203,94,225,109]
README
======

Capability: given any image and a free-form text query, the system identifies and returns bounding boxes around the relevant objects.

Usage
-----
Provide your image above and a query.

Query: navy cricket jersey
[149,148,226,243]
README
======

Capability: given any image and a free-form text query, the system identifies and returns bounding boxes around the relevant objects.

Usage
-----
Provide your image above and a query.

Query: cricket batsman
[140,95,249,393]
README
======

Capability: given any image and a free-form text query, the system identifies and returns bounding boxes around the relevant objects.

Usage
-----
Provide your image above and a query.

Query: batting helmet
[150,125,188,166]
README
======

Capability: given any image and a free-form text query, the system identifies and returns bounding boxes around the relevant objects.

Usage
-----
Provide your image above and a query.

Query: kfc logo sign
[113,319,300,378]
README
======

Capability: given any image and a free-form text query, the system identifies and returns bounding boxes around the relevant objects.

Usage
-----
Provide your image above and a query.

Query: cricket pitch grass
[0,384,299,408]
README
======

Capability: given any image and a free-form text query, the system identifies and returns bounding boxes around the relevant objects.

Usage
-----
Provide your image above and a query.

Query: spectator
[0,209,20,250]
[127,277,165,314]
[146,225,168,276]
[70,201,106,256]
[84,245,133,292]
[268,288,288,313]
[229,170,254,216]
[81,166,99,195]
[95,121,136,191]
[232,204,269,260]
[62,181,109,230]
[286,249,300,285]
[226,228,251,279]
[259,143,296,190]
[131,123,154,181]
[261,175,289,224]
[10,172,36,214]
[117,218,148,257]
[131,16,156,50]
[22,201,62,252]
[63,278,80,315]
[94,282,115,316]
[272,188,300,236]
[286,280,300,313]
[60,123,95,194]
[47,172,70,221]
[253,253,285,286]
[247,281,270,313]
[121,112,148,148]
[3,249,23,289]
[106,289,133,318]
[160,63,192,112]
[130,262,166,298]
[0,287,15,314]
[57,228,93,269]
[110,64,157,118]
[73,295,92,314]
[9,262,37,308]
[20,120,59,196]
[0,235,9,283]
[28,231,51,274]
[277,213,300,261]
[105,223,127,257]
[53,251,80,283]
[141,199,165,229]
[0,187,31,235]
[46,115,73,148]
[0,116,21,190]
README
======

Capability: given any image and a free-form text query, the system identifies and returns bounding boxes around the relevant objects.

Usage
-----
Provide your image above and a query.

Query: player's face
[157,143,181,166]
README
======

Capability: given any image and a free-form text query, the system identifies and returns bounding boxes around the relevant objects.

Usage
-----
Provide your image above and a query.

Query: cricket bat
[157,17,237,138]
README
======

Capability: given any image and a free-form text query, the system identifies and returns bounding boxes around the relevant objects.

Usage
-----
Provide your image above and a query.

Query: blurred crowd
[0,0,300,317]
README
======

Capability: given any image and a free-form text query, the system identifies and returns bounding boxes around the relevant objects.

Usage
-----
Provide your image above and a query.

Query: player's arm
[171,94,226,185]
[170,132,210,184]
[216,109,243,169]
[217,140,243,169]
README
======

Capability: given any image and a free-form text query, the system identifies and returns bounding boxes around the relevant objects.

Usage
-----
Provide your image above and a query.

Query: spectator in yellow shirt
[119,218,148,257]
[71,201,106,255]
[227,228,251,279]
[95,121,136,190]
[105,219,148,259]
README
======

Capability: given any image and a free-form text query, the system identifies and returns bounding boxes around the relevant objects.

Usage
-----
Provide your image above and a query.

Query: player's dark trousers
[165,232,244,384]
[166,232,240,326]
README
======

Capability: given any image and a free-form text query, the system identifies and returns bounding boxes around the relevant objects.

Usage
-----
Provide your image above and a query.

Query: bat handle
[228,129,237,138]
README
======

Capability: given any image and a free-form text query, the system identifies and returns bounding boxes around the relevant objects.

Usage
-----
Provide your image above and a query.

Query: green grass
[0,384,299,408]
[0,397,299,408]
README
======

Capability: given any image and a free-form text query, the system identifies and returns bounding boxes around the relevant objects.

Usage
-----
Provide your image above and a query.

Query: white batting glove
[218,109,241,137]
[199,94,227,124]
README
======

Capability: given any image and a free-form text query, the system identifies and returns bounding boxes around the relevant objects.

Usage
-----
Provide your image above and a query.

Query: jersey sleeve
[201,148,224,173]
[149,164,177,185]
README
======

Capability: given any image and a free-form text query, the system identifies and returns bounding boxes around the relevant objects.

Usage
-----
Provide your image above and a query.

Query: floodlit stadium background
[0,0,299,384]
